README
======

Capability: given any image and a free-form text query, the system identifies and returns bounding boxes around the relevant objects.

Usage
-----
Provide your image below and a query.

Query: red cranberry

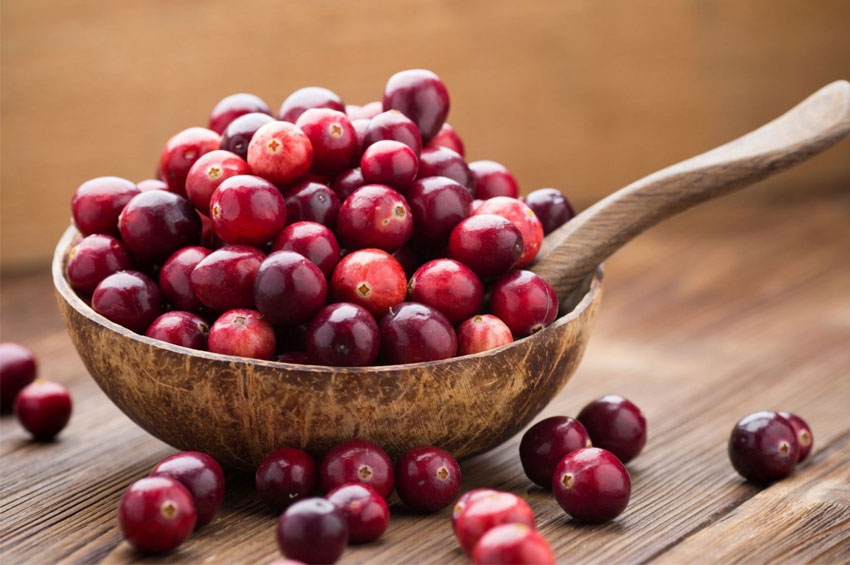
[346,101,383,121]
[118,191,201,263]
[364,110,423,157]
[325,483,389,543]
[523,188,575,235]
[71,177,140,236]
[256,447,318,511]
[282,180,341,228]
[489,271,557,337]
[473,197,543,267]
[380,302,457,364]
[452,489,497,533]
[577,395,647,464]
[159,127,221,196]
[295,109,357,175]
[198,212,222,249]
[395,446,460,512]
[159,246,212,312]
[14,381,72,440]
[278,87,345,123]
[272,222,340,278]
[469,161,519,199]
[457,315,513,356]
[408,259,484,324]
[276,498,348,564]
[248,121,313,186]
[553,447,631,522]
[470,199,484,213]
[472,523,554,565]
[779,412,813,463]
[254,251,327,326]
[337,185,413,252]
[190,245,265,312]
[408,176,472,245]
[383,69,449,143]
[209,93,271,134]
[305,303,380,367]
[417,147,474,192]
[277,351,310,364]
[220,112,276,160]
[185,150,251,213]
[728,411,800,483]
[455,492,535,555]
[320,439,394,499]
[449,215,523,279]
[0,343,37,412]
[330,167,365,201]
[92,271,163,333]
[427,123,464,157]
[66,234,132,295]
[137,179,170,192]
[118,476,197,554]
[520,416,592,488]
[150,451,224,528]
[210,175,286,246]
[351,118,370,163]
[360,140,419,191]
[208,309,276,360]
[331,249,407,317]
[145,312,209,350]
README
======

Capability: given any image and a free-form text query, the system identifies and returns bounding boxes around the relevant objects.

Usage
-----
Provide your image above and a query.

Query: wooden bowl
[53,225,603,469]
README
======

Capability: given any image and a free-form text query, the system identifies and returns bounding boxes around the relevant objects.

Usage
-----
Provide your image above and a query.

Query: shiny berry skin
[728,411,800,483]
[118,476,197,554]
[306,303,380,367]
[408,259,484,324]
[330,167,365,201]
[489,270,557,337]
[449,215,523,279]
[0,343,37,412]
[427,123,464,157]
[209,93,271,134]
[361,140,419,191]
[779,412,813,463]
[220,112,276,160]
[13,381,72,440]
[469,161,519,199]
[186,150,252,213]
[137,178,170,192]
[457,315,513,356]
[282,180,340,228]
[383,69,449,143]
[145,311,209,350]
[346,101,383,121]
[296,108,357,175]
[248,121,313,186]
[210,175,286,246]
[254,251,327,326]
[455,492,535,556]
[553,447,631,523]
[150,452,224,528]
[364,110,423,157]
[380,302,457,364]
[325,483,389,543]
[272,222,340,277]
[524,188,575,235]
[474,197,543,267]
[118,191,202,263]
[66,234,132,295]
[331,249,407,317]
[198,212,222,249]
[208,308,276,360]
[159,246,212,313]
[92,271,163,333]
[278,87,345,123]
[520,416,592,488]
[320,439,394,499]
[452,489,497,533]
[395,446,460,512]
[256,447,318,511]
[71,177,140,236]
[577,395,647,464]
[337,185,413,252]
[408,176,472,245]
[472,523,555,565]
[159,127,221,196]
[276,498,348,564]
[417,147,474,192]
[190,245,265,312]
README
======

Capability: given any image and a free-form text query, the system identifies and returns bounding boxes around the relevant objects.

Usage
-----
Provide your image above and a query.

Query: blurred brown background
[1,0,849,272]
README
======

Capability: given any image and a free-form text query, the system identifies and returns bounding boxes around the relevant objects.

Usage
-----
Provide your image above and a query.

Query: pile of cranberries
[728,410,813,484]
[66,69,576,366]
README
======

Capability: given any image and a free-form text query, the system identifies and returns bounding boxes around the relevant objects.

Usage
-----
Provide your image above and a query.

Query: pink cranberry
[145,311,209,351]
[118,191,201,263]
[159,246,212,313]
[452,489,497,533]
[457,315,513,356]
[380,302,457,364]
[185,150,251,213]
[469,161,519,199]
[272,222,340,277]
[14,381,72,440]
[254,251,327,326]
[118,476,197,554]
[427,123,464,157]
[210,175,286,246]
[321,439,394,499]
[282,180,341,228]
[306,303,380,367]
[395,446,460,512]
[407,176,472,245]
[137,179,170,192]
[190,245,264,312]
[455,492,535,556]
[256,447,318,511]
[553,447,631,522]
[208,309,276,360]
[577,395,647,464]
[361,140,419,191]
[364,110,423,157]
[330,167,365,201]
[209,93,271,134]
[295,109,357,175]
[523,188,575,235]
[449,215,523,279]
[276,498,348,564]
[417,147,474,192]
[71,177,140,236]
[346,101,383,121]
[159,127,221,196]
[779,412,813,463]
[248,121,313,186]
[337,185,413,252]
[150,451,224,528]
[331,249,407,317]
[92,271,163,333]
[220,112,275,160]
[383,69,449,142]
[472,523,555,565]
[278,87,345,123]
[490,270,558,337]
[408,259,484,324]
[326,483,389,543]
[728,411,799,483]
[520,416,592,488]
[473,197,543,267]
[66,234,132,296]
[0,343,37,412]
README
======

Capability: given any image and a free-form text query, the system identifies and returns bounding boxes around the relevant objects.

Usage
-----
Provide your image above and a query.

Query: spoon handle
[532,80,850,299]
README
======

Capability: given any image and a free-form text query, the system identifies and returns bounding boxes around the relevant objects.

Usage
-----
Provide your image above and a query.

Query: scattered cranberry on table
[455,491,535,555]
[728,410,800,483]
[276,498,348,564]
[320,439,394,499]
[325,483,390,543]
[457,315,514,356]
[209,92,271,135]
[407,259,484,325]
[469,160,519,199]
[577,395,647,464]
[71,176,140,236]
[380,302,458,364]
[13,380,72,440]
[778,411,813,463]
[145,312,209,350]
[65,234,132,296]
[208,308,276,360]
[256,447,318,512]
[520,416,592,488]
[150,451,224,528]
[428,122,464,157]
[190,245,265,312]
[489,270,557,337]
[118,190,202,263]
[220,112,276,160]
[92,271,163,334]
[395,446,461,512]
[0,342,37,412]
[185,149,251,213]
[306,303,381,367]
[118,476,197,554]
[254,251,327,326]
[553,447,631,523]
[523,187,575,235]
[278,86,345,123]
[452,489,497,533]
[159,127,221,196]
[472,523,555,565]
[330,249,407,317]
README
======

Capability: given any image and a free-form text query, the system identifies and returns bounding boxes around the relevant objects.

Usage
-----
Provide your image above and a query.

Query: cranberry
[282,180,341,228]
[66,234,132,295]
[457,315,513,356]
[159,246,212,312]
[325,483,389,543]
[331,249,407,317]
[392,245,421,278]
[472,523,555,565]
[473,197,543,267]
[118,191,201,263]
[553,447,631,522]
[71,177,140,236]
[728,411,800,483]
[360,140,419,191]
[427,123,465,157]
[277,352,310,364]
[278,87,345,123]
[407,176,472,245]
[13,381,72,440]
[0,343,37,412]
[577,395,647,464]
[272,222,340,278]
[452,489,497,533]
[276,498,348,564]
[221,112,276,160]
[320,439,394,499]
[364,110,423,157]
[523,188,575,235]
[470,199,484,213]
[520,416,592,488]
[209,93,271,134]
[336,185,413,252]
[256,447,318,511]
[118,476,197,554]
[254,251,327,325]
[489,270,557,337]
[159,127,221,196]
[330,167,365,201]
[351,118,370,161]
[469,161,519,199]
[248,121,313,186]
[383,69,449,143]
[198,213,222,249]
[346,101,383,121]
[92,271,163,333]
[208,309,276,360]
[190,245,265,312]
[210,175,286,246]
[295,109,357,175]
[137,179,170,192]
[380,302,457,364]
[150,452,224,528]
[779,412,813,463]
[455,492,535,555]
[306,303,380,367]
[145,312,209,350]
[417,147,474,192]
[185,150,251,213]
[449,215,523,279]
[408,259,484,324]
[395,446,460,512]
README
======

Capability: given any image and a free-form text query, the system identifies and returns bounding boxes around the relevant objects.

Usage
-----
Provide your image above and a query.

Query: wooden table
[2,190,849,564]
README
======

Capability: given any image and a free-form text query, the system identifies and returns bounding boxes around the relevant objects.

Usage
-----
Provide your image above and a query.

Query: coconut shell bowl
[54,81,850,469]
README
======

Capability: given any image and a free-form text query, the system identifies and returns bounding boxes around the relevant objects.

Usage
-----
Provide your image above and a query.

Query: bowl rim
[53,225,604,373]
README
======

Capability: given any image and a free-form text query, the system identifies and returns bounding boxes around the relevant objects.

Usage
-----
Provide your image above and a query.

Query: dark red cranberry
[523,188,575,235]
[427,123,464,157]
[417,147,474,192]
[276,351,310,364]
[469,161,519,199]
[118,476,197,554]
[346,101,383,121]
[92,271,163,333]
[455,492,535,556]
[198,212,222,249]
[296,109,357,175]
[190,245,265,312]
[325,483,389,543]
[137,179,170,192]
[221,112,276,160]
[452,489,497,533]
[395,446,460,512]
[145,312,209,350]
[489,270,557,337]
[364,110,423,157]
[383,69,449,143]
[256,447,318,511]
[360,140,419,191]
[320,439,394,499]
[520,416,592,488]
[330,168,365,201]
[248,121,313,186]
[272,222,340,277]
[282,180,340,228]
[577,395,647,464]
[118,191,201,263]
[66,234,132,295]
[728,411,800,483]
[331,249,407,317]
[553,447,631,522]
[278,87,345,123]
[254,251,327,326]
[186,150,251,213]
[351,118,370,163]
[472,523,555,565]
[380,302,457,364]
[13,381,72,440]
[150,451,224,528]
[306,303,380,367]
[0,343,37,412]
[210,175,286,246]
[209,93,271,134]
[407,176,472,245]
[408,259,484,324]
[457,315,513,356]
[337,186,412,252]
[473,197,543,267]
[276,498,348,564]
[208,309,276,360]
[392,245,421,278]
[779,412,813,463]
[159,127,221,196]
[449,215,523,279]
[159,246,212,312]
[71,177,140,236]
